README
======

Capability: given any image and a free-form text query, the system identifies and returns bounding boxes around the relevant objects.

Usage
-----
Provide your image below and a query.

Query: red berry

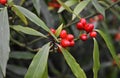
[60,30,67,39]
[98,14,103,21]
[66,34,74,41]
[80,18,87,25]
[90,31,97,38]
[112,0,117,2]
[69,40,75,47]
[76,22,84,30]
[0,0,7,5]
[84,24,94,33]
[80,34,88,41]
[50,28,56,34]
[60,39,70,48]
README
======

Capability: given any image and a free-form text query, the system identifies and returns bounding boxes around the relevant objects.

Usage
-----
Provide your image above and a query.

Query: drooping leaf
[7,64,27,76]
[14,5,58,41]
[11,6,28,25]
[14,5,49,32]
[41,65,48,78]
[25,43,50,78]
[55,23,63,37]
[58,0,78,13]
[93,38,100,78]
[72,0,90,20]
[92,0,105,17]
[11,25,47,38]
[96,30,120,68]
[0,7,10,77]
[32,0,41,15]
[9,52,34,60]
[60,47,86,78]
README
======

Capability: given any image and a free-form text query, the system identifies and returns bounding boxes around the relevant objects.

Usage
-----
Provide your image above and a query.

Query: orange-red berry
[80,34,88,41]
[66,34,74,41]
[69,40,75,47]
[84,24,94,33]
[60,30,67,39]
[80,18,87,25]
[90,31,97,38]
[76,22,84,30]
[50,28,56,34]
[60,39,70,48]
[0,0,7,5]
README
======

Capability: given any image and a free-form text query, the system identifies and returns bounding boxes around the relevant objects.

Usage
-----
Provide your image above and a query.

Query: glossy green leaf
[9,52,34,60]
[14,5,49,32]
[41,65,48,78]
[96,30,120,68]
[55,23,63,37]
[12,6,28,25]
[60,47,86,78]
[32,0,41,15]
[11,25,47,38]
[0,7,10,77]
[58,0,78,13]
[92,0,105,17]
[14,5,58,42]
[25,43,50,78]
[72,0,90,20]
[93,38,100,78]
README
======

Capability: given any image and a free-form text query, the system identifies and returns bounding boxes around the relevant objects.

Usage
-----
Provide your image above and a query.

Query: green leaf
[93,38,100,78]
[11,25,47,38]
[14,5,58,42]
[12,6,28,25]
[72,0,90,20]
[41,65,48,78]
[0,7,10,77]
[57,0,80,19]
[96,30,120,68]
[9,52,34,60]
[14,5,50,32]
[92,0,105,17]
[25,43,50,78]
[58,0,78,13]
[55,23,63,37]
[60,47,86,78]
[32,0,41,15]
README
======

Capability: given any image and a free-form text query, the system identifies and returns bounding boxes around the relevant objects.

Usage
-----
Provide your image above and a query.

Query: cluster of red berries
[76,18,97,41]
[0,0,7,5]
[50,28,75,48]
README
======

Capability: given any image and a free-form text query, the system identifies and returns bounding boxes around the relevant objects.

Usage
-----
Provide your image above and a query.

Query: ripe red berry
[60,39,70,48]
[84,24,94,33]
[50,28,56,34]
[60,30,67,39]
[80,34,88,41]
[66,34,74,41]
[80,18,87,25]
[0,0,7,5]
[69,40,75,47]
[98,14,103,21]
[90,31,97,38]
[76,22,84,30]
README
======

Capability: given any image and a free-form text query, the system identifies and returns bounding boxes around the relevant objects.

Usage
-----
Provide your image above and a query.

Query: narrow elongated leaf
[60,47,86,78]
[11,6,28,25]
[55,23,63,37]
[14,5,58,41]
[14,5,49,32]
[32,0,41,15]
[0,7,10,77]
[96,30,120,68]
[93,38,100,78]
[10,52,34,60]
[41,65,48,78]
[11,25,47,38]
[25,43,50,78]
[72,0,90,20]
[57,0,80,19]
[58,0,78,13]
[92,0,105,17]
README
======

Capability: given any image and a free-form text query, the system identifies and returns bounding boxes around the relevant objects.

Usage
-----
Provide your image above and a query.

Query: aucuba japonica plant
[0,0,120,78]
